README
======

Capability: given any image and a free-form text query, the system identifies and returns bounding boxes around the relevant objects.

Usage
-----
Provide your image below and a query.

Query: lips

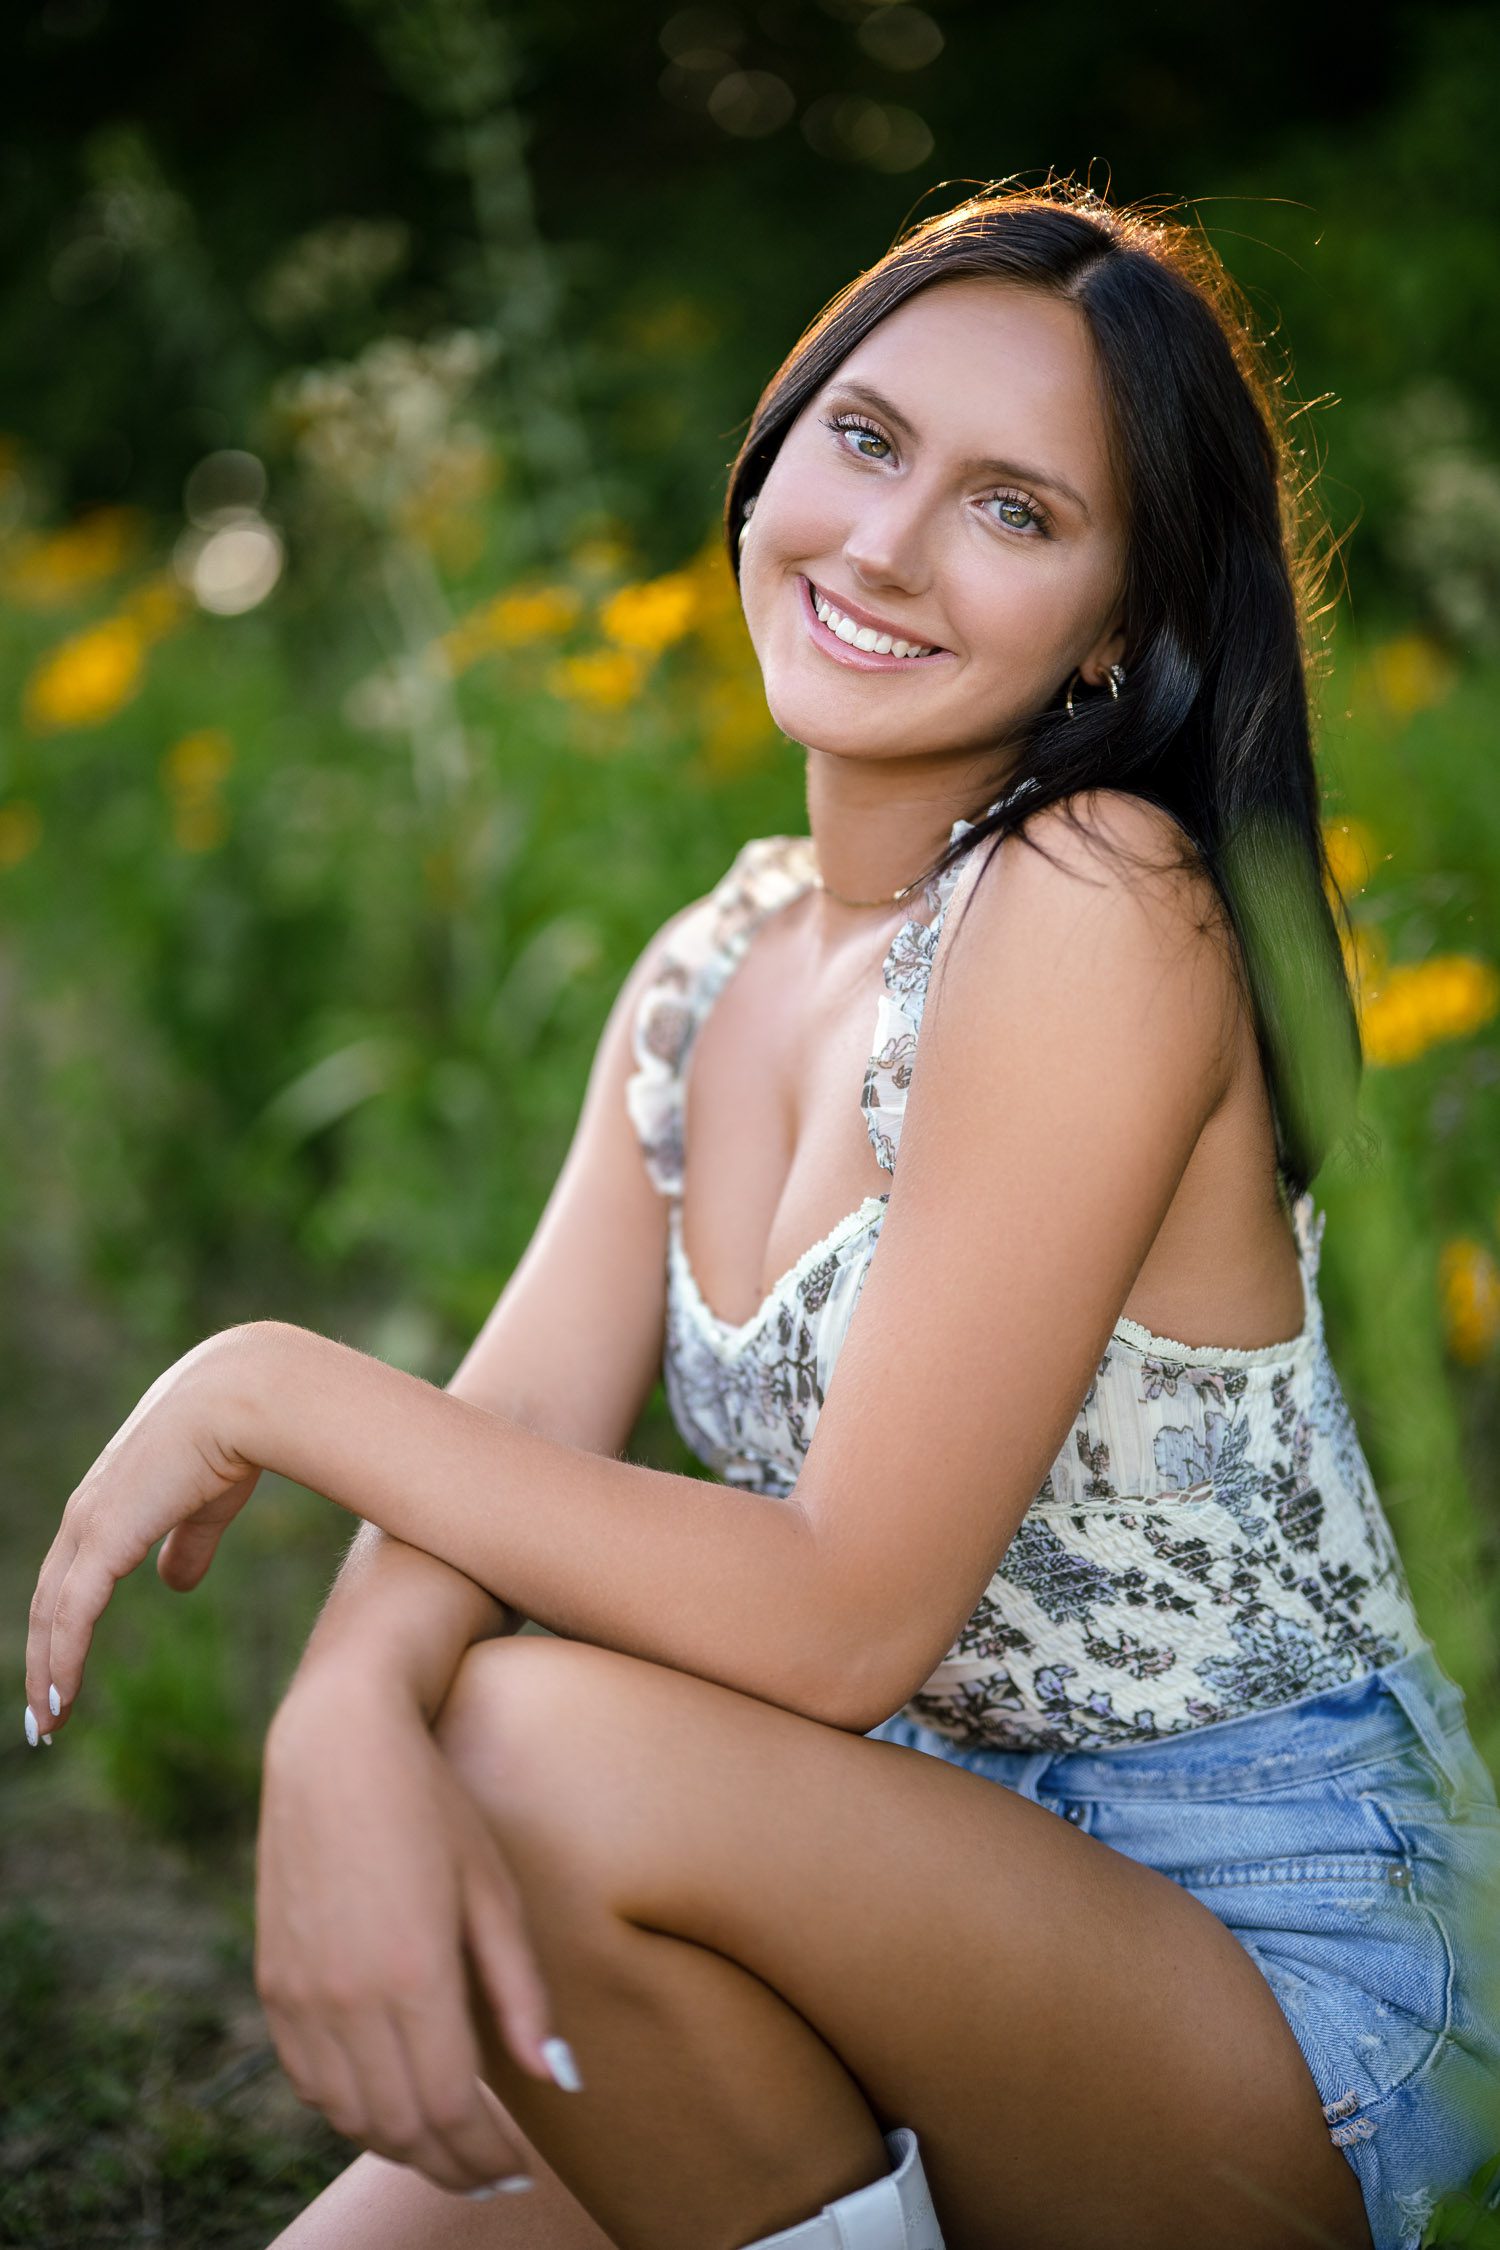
[806,576,947,653]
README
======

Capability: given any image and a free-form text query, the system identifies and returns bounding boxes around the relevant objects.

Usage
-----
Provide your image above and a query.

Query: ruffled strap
[1291,1188,1326,1280]
[624,833,817,1196]
[859,779,1037,1175]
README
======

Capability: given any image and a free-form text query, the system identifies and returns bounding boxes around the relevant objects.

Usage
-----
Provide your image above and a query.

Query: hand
[25,1327,267,1741]
[255,1679,567,2194]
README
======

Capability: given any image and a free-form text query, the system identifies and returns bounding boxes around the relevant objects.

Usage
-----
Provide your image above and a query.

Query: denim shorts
[866,1644,1500,2249]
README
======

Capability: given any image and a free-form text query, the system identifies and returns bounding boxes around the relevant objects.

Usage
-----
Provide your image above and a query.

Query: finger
[356,2006,521,2194]
[157,1518,225,1592]
[328,2007,481,2196]
[460,1855,566,2086]
[263,2002,366,2141]
[41,1541,126,1721]
[25,1520,83,1743]
[390,1955,531,2189]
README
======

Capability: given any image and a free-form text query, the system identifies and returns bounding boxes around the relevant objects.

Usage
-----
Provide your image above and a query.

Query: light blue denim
[866,1644,1500,2248]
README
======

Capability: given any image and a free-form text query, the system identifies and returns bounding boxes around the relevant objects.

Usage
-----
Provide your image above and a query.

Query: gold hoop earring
[1064,663,1128,718]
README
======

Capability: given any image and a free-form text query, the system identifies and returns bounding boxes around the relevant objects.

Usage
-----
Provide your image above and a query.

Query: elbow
[802,1631,923,1738]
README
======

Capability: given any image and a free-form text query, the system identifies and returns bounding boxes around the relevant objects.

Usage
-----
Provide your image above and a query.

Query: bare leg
[265,2135,619,2249]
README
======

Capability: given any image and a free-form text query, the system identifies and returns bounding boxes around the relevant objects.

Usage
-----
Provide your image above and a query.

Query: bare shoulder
[935,785,1241,1112]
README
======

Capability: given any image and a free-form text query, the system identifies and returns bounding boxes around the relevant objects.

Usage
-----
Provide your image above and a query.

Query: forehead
[819,276,1118,513]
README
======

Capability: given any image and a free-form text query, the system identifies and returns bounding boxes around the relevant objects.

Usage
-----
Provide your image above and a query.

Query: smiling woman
[27,177,1500,2250]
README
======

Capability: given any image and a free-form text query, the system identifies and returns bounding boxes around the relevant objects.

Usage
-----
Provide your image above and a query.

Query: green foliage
[86,1592,267,1854]
[1422,2148,1500,2244]
[0,1905,348,2248]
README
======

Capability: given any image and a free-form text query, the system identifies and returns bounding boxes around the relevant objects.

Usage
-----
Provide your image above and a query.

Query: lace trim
[668,1193,888,1350]
[1108,1191,1322,1370]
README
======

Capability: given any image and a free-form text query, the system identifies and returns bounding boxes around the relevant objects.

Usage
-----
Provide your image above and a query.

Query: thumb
[157,1470,260,1591]
[157,1519,222,1590]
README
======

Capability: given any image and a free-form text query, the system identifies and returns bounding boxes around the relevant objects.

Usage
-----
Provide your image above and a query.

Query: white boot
[736,2125,947,2249]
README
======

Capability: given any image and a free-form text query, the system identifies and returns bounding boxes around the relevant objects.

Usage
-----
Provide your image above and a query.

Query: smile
[797,576,954,672]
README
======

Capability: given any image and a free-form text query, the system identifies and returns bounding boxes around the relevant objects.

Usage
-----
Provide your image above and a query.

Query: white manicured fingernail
[541,2036,583,2092]
[24,1706,38,1748]
[42,1733,52,1746]
[463,2176,533,2197]
[48,1684,61,1718]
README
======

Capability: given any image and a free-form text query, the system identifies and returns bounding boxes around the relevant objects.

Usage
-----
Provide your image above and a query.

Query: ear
[1080,614,1127,687]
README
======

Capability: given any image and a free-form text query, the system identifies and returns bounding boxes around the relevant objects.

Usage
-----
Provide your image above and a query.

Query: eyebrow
[826,379,1093,522]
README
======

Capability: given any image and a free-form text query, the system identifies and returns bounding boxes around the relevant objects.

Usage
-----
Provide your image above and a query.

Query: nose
[841,489,934,600]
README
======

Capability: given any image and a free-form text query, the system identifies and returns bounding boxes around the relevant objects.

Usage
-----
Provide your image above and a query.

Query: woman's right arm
[253,908,697,2191]
[267,902,693,1738]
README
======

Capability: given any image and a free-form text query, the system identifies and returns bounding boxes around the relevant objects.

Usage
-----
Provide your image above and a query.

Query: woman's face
[738,276,1129,771]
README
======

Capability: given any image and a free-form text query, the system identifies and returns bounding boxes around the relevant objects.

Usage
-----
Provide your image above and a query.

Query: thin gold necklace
[812,872,926,908]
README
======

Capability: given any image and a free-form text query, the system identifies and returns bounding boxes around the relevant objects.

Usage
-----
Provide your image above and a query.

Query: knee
[432,1632,614,1813]
[430,1635,644,1926]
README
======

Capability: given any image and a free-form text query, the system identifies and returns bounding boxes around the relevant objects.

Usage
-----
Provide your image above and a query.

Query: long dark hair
[723,176,1370,1209]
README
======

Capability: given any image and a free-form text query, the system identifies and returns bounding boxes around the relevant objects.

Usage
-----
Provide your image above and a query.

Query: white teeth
[811,586,934,658]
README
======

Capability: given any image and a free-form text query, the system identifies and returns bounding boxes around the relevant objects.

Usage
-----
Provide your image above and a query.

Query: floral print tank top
[624,787,1430,1753]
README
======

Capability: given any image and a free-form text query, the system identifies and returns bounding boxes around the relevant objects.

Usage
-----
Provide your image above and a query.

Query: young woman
[24,180,1500,2250]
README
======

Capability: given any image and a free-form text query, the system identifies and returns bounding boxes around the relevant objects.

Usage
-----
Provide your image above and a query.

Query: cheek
[951,562,1068,667]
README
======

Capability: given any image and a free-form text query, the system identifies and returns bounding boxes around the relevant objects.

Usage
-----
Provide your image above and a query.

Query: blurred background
[2,1,1498,2240]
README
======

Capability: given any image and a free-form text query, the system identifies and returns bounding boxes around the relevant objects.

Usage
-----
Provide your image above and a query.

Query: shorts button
[1063,1802,1086,1824]
[1388,1864,1412,1886]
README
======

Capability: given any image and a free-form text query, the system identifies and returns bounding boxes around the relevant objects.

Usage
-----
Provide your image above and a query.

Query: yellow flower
[545,646,646,710]
[23,616,145,732]
[442,582,584,672]
[1438,1237,1500,1366]
[699,673,774,776]
[2,505,145,606]
[1322,816,1380,900]
[1359,955,1500,1065]
[121,572,189,642]
[171,799,228,853]
[163,727,234,793]
[0,800,42,868]
[598,569,699,655]
[1363,634,1454,719]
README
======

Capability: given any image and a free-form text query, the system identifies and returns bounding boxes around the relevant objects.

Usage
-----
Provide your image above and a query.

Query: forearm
[286,1516,522,1725]
[241,1322,848,1727]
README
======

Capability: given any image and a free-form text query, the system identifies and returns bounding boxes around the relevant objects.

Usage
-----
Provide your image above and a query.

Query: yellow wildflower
[163,728,234,793]
[122,572,189,642]
[598,569,699,655]
[1359,955,1500,1066]
[23,616,144,732]
[1363,634,1454,719]
[443,583,584,671]
[699,673,774,777]
[545,646,646,710]
[171,799,228,853]
[2,505,145,606]
[0,800,42,868]
[1322,816,1379,901]
[1438,1237,1500,1366]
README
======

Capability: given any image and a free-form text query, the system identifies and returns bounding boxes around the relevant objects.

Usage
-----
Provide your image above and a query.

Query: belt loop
[1005,1752,1059,1806]
[1381,1662,1468,1803]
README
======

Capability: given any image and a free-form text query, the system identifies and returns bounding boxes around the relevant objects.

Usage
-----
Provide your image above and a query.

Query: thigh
[436,1635,1376,2250]
[267,2144,620,2249]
